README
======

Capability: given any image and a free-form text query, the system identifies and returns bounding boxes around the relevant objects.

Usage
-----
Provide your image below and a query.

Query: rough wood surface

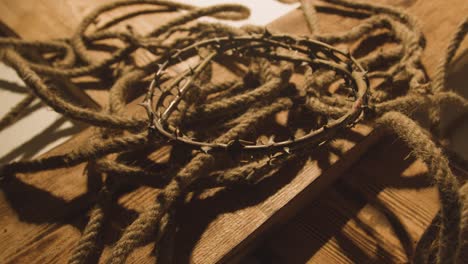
[0,0,181,106]
[249,0,468,262]
[0,0,466,263]
[253,136,467,263]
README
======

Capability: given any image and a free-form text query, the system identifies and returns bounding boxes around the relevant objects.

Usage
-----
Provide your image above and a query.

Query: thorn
[176,84,183,95]
[239,139,255,145]
[342,48,351,57]
[200,146,212,154]
[283,147,291,154]
[188,64,195,75]
[177,56,184,63]
[256,137,266,145]
[263,27,272,38]
[267,135,276,145]
[212,42,221,50]
[174,128,181,139]
[158,69,168,77]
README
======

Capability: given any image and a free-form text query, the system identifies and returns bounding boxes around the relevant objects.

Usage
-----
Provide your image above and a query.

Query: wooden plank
[0,0,182,106]
[0,2,380,263]
[250,0,468,262]
[1,0,464,263]
[255,136,467,263]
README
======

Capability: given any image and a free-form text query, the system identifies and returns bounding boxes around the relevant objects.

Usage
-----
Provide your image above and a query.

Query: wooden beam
[1,0,465,263]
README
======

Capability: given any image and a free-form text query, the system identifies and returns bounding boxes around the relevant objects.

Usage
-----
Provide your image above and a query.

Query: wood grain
[0,0,466,263]
[0,2,378,263]
[254,136,467,263]
[249,0,468,262]
[0,0,182,106]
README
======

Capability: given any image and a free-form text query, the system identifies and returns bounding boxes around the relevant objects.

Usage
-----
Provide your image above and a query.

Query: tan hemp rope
[0,0,467,263]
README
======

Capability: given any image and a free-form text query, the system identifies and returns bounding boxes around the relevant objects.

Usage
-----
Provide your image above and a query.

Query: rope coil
[0,0,466,263]
[146,34,369,154]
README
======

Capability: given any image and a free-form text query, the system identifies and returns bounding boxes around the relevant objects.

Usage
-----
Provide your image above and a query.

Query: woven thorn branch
[144,33,369,155]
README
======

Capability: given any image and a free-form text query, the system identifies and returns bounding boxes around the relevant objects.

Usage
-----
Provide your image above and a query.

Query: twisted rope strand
[0,1,467,263]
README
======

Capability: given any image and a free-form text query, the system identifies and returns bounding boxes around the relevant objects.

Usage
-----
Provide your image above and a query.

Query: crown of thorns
[143,33,369,154]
